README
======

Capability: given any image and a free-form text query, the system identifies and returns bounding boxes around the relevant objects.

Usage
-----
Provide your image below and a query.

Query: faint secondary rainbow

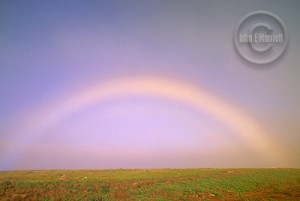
[1,76,284,168]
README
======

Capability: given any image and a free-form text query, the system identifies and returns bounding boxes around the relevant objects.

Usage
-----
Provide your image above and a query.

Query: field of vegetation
[0,168,299,200]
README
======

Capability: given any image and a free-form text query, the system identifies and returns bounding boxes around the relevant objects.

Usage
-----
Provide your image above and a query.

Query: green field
[0,169,299,201]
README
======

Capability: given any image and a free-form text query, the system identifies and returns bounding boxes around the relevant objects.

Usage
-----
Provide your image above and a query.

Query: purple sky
[1,0,300,170]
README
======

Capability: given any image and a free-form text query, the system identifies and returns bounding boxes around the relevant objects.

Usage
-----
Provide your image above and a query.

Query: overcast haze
[1,0,300,170]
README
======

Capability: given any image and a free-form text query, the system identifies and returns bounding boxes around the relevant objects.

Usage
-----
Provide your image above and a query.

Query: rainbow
[1,76,285,168]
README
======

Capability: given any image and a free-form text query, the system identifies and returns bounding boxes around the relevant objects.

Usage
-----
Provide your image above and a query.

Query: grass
[0,168,299,200]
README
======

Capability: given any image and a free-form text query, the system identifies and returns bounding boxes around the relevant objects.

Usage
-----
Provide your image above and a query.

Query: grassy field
[0,168,299,201]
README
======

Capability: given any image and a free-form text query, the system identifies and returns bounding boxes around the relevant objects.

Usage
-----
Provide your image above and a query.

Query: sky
[0,0,300,170]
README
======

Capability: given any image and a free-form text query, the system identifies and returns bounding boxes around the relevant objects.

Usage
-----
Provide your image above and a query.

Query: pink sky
[0,0,300,170]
